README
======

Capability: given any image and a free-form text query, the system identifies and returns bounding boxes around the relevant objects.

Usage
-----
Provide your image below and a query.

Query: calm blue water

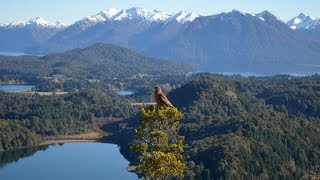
[0,85,34,92]
[0,143,138,180]
[114,90,135,96]
[0,51,27,56]
[213,72,264,77]
[0,51,42,56]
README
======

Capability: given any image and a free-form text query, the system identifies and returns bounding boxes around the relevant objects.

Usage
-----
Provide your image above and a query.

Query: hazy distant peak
[217,10,270,22]
[257,10,283,23]
[219,9,253,17]
[287,13,317,29]
[230,9,247,16]
[54,21,67,28]
[257,10,274,18]
[297,13,315,20]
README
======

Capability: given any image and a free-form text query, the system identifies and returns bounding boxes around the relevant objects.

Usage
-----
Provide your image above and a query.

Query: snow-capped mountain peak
[287,13,316,29]
[86,8,119,22]
[28,17,66,28]
[166,11,200,24]
[6,17,66,29]
[257,10,283,22]
[8,20,26,27]
[112,7,171,22]
[29,17,50,26]
[100,8,119,19]
[73,8,118,30]
[53,21,67,28]
[297,13,315,21]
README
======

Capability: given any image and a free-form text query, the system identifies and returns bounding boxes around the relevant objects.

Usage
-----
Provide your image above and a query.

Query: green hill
[0,43,192,83]
[0,89,133,151]
[166,75,320,179]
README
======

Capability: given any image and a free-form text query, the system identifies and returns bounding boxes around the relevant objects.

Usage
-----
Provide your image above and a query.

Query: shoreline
[40,131,106,145]
[39,139,101,145]
[0,132,107,152]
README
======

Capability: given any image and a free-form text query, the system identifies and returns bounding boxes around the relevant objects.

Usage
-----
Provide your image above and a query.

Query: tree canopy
[131,106,185,179]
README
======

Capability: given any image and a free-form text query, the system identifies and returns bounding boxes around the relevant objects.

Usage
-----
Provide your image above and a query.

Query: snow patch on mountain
[28,17,66,28]
[8,20,26,27]
[287,13,315,30]
[112,7,170,22]
[230,9,247,16]
[72,8,118,30]
[165,11,200,24]
[257,11,284,23]
[306,19,320,29]
[5,7,320,32]
[29,17,50,26]
[86,8,119,22]
[6,17,66,29]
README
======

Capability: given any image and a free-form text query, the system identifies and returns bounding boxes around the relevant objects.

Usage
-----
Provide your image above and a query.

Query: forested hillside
[0,89,133,151]
[0,43,192,84]
[107,74,320,179]
[1,72,320,178]
[167,75,320,179]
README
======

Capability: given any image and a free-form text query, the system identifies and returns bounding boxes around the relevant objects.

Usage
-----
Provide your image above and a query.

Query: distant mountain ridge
[134,10,320,74]
[3,17,66,29]
[286,13,320,43]
[0,17,66,52]
[287,13,320,30]
[1,7,320,74]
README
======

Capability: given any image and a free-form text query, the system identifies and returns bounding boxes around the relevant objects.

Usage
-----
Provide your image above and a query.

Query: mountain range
[0,17,66,52]
[1,7,320,74]
[287,13,320,30]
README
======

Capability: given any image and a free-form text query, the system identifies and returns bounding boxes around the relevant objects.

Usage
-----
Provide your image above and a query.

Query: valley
[1,4,320,179]
[0,50,319,178]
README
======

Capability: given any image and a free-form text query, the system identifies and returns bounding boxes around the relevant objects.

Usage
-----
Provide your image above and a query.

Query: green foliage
[0,89,134,151]
[101,74,320,179]
[0,44,191,88]
[167,74,320,179]
[131,107,186,179]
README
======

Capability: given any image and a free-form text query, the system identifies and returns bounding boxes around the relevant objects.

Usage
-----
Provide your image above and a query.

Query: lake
[0,143,138,180]
[0,51,42,56]
[0,85,35,92]
[114,90,135,96]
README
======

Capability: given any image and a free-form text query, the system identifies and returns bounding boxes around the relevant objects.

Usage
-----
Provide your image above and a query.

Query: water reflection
[0,145,50,168]
[114,90,135,96]
[0,143,137,180]
[0,85,35,92]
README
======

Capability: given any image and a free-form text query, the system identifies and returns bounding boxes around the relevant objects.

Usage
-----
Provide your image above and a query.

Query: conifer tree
[131,106,185,179]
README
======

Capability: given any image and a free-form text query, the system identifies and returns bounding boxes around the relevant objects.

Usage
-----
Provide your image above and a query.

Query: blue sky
[1,0,320,24]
